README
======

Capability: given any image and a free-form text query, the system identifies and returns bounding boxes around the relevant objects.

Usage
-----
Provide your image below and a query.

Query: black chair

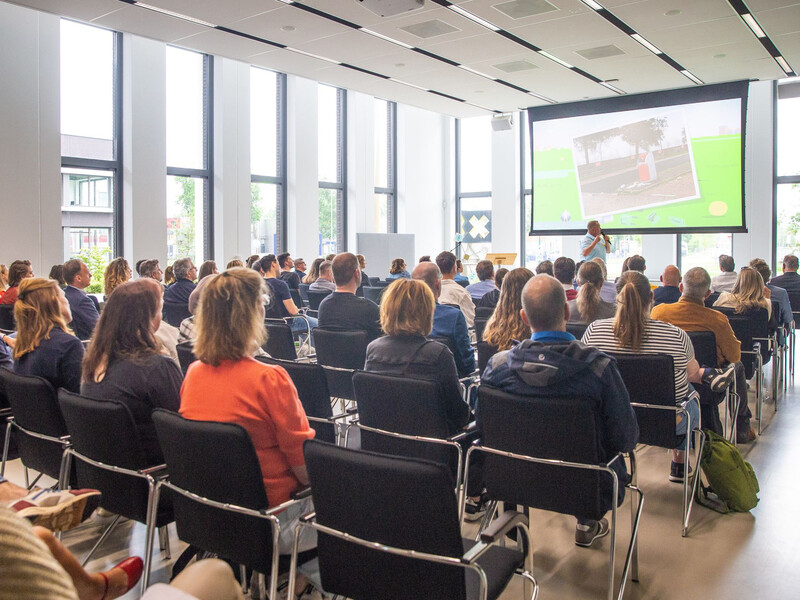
[373,280,392,288]
[688,331,738,440]
[263,319,298,361]
[0,305,15,330]
[477,341,499,375]
[368,277,380,286]
[363,286,385,305]
[58,391,173,591]
[456,279,469,288]
[0,369,72,490]
[162,301,191,328]
[153,410,309,600]
[314,328,370,402]
[704,291,721,308]
[474,317,489,343]
[307,290,332,311]
[289,288,304,309]
[787,291,800,380]
[475,306,494,319]
[290,440,537,600]
[429,335,456,356]
[566,322,588,339]
[611,354,703,537]
[298,283,310,304]
[473,386,643,600]
[176,341,197,375]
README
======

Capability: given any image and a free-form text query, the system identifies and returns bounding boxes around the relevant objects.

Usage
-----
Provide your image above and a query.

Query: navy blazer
[65,285,99,341]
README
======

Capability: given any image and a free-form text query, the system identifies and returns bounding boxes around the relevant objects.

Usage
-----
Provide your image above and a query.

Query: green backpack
[696,429,760,513]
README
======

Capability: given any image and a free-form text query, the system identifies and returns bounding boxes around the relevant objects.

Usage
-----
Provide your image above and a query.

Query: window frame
[774,80,800,271]
[374,99,397,233]
[317,86,347,252]
[455,118,492,259]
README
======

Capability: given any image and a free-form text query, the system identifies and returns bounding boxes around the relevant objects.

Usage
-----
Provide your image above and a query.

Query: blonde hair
[575,261,606,324]
[226,259,244,269]
[730,267,767,314]
[613,271,652,351]
[483,268,534,351]
[380,279,434,337]
[104,258,131,297]
[0,264,8,291]
[194,268,266,366]
[303,258,324,284]
[13,278,72,359]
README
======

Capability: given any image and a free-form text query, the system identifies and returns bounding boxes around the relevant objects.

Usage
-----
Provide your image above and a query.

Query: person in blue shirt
[454,259,470,285]
[465,260,496,300]
[386,258,410,280]
[653,265,682,307]
[580,220,613,262]
[62,259,100,341]
[412,261,475,378]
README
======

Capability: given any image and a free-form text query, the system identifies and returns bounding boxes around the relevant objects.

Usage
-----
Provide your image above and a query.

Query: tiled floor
[5,367,800,599]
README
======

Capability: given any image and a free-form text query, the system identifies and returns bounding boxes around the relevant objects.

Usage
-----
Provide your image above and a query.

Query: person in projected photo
[580,220,613,262]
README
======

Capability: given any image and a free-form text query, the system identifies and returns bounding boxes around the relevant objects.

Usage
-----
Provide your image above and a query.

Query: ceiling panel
[693,56,786,83]
[293,29,406,64]
[424,31,530,64]
[507,11,627,50]
[172,28,276,61]
[363,5,489,48]
[745,0,800,11]
[248,47,332,76]
[754,5,800,37]
[229,5,353,47]
[298,0,443,28]
[139,0,278,27]
[352,48,452,79]
[457,0,591,31]
[7,0,120,21]
[645,16,755,53]
[611,0,736,33]
[91,5,207,41]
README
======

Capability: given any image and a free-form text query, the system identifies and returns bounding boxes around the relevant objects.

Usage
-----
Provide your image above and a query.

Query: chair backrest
[304,440,466,600]
[711,306,766,376]
[0,305,15,330]
[475,306,494,319]
[176,341,197,375]
[0,369,68,480]
[298,283,310,302]
[362,286,385,305]
[611,353,681,449]
[373,280,392,288]
[262,319,298,360]
[368,277,380,286]
[314,328,370,400]
[704,292,721,308]
[477,341,499,374]
[787,291,800,326]
[152,410,275,574]
[162,301,191,328]
[474,317,489,342]
[566,322,588,340]
[308,290,332,310]
[477,386,607,521]
[687,331,721,408]
[428,335,455,356]
[352,371,454,468]
[289,288,304,309]
[255,356,336,443]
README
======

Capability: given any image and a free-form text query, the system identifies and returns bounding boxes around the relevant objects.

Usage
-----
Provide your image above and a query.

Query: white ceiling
[8,0,800,117]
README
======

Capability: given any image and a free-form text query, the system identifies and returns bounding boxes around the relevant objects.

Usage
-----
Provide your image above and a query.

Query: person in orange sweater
[180,267,321,599]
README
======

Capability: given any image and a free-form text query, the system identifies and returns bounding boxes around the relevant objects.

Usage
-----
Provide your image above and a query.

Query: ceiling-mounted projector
[357,0,425,18]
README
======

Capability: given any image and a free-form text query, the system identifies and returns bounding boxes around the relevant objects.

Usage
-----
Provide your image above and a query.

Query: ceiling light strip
[726,0,796,76]
[131,1,216,27]
[446,5,500,31]
[279,1,362,31]
[215,26,286,49]
[359,28,413,50]
[340,63,391,79]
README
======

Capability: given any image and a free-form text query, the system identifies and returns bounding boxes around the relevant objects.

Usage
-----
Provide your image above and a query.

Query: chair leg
[606,480,618,600]
[239,565,249,595]
[628,452,639,583]
[682,430,705,538]
[141,480,160,594]
[81,515,121,566]
[1,420,11,477]
[158,525,171,560]
[618,486,644,600]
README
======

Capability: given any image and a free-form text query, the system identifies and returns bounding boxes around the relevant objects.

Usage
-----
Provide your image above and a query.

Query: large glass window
[680,233,733,274]
[251,67,285,255]
[318,84,346,254]
[374,98,396,233]
[776,80,800,271]
[60,19,120,262]
[605,235,643,280]
[166,46,212,265]
[457,117,492,275]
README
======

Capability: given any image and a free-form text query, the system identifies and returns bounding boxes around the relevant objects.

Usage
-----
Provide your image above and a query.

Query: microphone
[600,229,611,243]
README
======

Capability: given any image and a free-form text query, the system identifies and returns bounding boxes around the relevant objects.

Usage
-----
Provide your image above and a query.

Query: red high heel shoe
[98,556,144,599]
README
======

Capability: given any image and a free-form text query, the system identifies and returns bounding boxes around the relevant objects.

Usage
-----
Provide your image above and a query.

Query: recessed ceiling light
[395,63,406,68]
[665,9,682,16]
[281,25,295,31]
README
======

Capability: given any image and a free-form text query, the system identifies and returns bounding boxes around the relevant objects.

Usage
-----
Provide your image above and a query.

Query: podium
[485,253,517,267]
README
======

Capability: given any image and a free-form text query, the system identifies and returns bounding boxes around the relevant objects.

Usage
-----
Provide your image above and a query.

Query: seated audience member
[356,254,371,287]
[81,279,182,465]
[482,274,638,547]
[466,260,496,300]
[592,258,617,303]
[751,258,793,339]
[261,254,318,335]
[554,257,577,301]
[386,258,411,280]
[138,259,163,284]
[569,261,616,324]
[477,268,509,310]
[294,257,307,278]
[454,259,470,284]
[302,258,324,284]
[419,255,431,263]
[180,268,319,597]
[63,259,100,341]
[135,259,146,277]
[163,258,197,309]
[245,254,261,270]
[412,261,475,377]
[197,260,218,281]
[0,263,8,292]
[584,271,735,480]
[48,264,66,289]
[651,267,754,442]
[317,253,381,341]
[627,255,646,274]
[177,276,213,344]
[103,257,132,298]
[437,252,475,327]
[12,278,83,393]
[277,253,301,290]
[535,260,553,276]
[654,265,682,307]
[308,260,336,293]
[482,268,535,351]
[325,253,336,262]
[711,254,737,293]
[226,258,244,269]
[0,333,13,369]
[163,265,175,286]
[1,260,34,305]
[770,254,800,293]
[714,266,772,319]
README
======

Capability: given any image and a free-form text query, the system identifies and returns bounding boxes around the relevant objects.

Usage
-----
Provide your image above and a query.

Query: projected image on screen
[572,110,699,218]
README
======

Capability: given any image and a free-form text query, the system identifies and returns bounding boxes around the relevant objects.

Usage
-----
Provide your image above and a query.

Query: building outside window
[680,233,733,275]
[457,117,492,278]
[318,84,346,255]
[374,98,396,233]
[775,80,800,272]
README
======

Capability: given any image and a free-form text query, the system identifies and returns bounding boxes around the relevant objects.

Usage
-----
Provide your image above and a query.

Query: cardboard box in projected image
[571,110,700,219]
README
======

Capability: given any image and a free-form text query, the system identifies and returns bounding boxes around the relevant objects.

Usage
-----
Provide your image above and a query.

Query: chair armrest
[140,464,168,476]
[449,421,478,442]
[291,486,312,500]
[479,510,528,544]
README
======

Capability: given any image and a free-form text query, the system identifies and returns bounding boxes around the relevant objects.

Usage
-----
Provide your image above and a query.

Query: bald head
[681,267,711,301]
[521,274,568,333]
[412,261,442,299]
[661,265,681,287]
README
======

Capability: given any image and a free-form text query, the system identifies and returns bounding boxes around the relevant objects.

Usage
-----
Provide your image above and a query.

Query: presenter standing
[580,220,612,261]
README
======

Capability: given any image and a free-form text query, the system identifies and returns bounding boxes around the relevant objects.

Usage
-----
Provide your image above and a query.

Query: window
[251,67,285,255]
[605,235,643,280]
[318,84,346,255]
[776,80,800,270]
[374,98,396,233]
[60,19,121,261]
[456,117,492,275]
[680,233,733,274]
[166,46,212,265]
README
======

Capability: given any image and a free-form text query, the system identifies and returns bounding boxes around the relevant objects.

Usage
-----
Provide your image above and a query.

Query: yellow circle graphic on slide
[708,201,728,217]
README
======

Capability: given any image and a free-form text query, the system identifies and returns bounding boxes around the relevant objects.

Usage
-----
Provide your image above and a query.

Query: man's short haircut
[277,252,291,269]
[719,254,735,273]
[749,258,771,284]
[535,260,553,276]
[139,259,160,279]
[627,255,646,273]
[587,220,599,230]
[553,257,576,284]
[435,251,457,275]
[411,261,441,293]
[331,252,359,286]
[135,259,146,276]
[173,258,193,281]
[419,255,431,263]
[495,267,509,290]
[682,267,711,300]
[259,254,277,274]
[662,265,682,287]
[475,260,494,282]
[62,259,83,285]
[521,275,567,331]
[783,254,799,271]
[319,260,332,276]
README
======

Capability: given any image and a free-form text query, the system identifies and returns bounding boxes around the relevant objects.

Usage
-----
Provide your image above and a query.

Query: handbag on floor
[696,429,760,513]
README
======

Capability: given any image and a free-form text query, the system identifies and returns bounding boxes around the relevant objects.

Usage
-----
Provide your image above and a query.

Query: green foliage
[620,117,667,155]
[173,176,196,260]
[318,188,337,250]
[74,246,109,292]
[251,183,263,223]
